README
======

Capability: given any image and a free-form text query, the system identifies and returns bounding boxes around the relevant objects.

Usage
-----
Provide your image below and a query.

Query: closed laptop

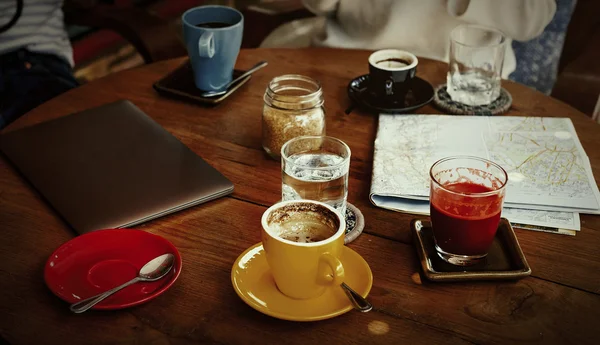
[0,100,234,234]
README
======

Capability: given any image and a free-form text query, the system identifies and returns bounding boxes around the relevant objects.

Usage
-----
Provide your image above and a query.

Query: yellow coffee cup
[261,200,346,299]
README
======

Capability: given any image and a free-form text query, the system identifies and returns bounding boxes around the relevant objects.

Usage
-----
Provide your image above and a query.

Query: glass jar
[262,75,326,159]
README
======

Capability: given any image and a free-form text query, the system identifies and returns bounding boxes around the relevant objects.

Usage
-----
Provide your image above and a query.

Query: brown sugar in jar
[262,75,326,159]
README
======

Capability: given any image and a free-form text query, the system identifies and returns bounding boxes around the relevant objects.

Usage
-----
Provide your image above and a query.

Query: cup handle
[198,31,215,58]
[385,78,394,96]
[321,253,345,286]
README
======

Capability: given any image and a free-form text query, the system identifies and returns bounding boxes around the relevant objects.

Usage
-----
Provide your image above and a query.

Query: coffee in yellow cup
[261,200,346,299]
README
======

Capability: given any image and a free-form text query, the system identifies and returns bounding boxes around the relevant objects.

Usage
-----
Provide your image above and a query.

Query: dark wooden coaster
[411,218,531,282]
[433,84,512,115]
[153,60,250,105]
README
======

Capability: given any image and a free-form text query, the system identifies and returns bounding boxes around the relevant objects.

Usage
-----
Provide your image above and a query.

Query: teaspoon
[70,253,175,314]
[341,282,373,312]
[201,60,268,98]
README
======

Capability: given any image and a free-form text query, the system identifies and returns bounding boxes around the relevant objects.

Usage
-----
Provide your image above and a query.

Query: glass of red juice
[429,156,508,266]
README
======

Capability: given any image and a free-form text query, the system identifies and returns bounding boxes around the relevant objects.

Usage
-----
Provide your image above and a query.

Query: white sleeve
[303,0,396,25]
[334,0,397,37]
[302,0,341,16]
[447,0,557,41]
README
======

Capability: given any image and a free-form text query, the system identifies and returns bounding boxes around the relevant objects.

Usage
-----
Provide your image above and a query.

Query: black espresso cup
[368,49,418,104]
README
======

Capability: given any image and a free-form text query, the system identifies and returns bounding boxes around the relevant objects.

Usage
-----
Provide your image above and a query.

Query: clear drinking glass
[429,156,508,266]
[446,24,506,106]
[281,136,351,216]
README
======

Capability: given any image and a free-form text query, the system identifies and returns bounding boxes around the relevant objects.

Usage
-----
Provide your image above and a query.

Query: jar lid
[264,74,324,110]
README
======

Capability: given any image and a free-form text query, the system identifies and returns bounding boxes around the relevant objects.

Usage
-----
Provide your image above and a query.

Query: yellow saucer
[231,243,373,322]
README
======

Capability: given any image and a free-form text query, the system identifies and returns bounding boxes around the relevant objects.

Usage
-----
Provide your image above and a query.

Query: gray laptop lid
[0,100,234,234]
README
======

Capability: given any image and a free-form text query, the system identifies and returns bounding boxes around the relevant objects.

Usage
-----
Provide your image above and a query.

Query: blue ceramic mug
[182,6,244,91]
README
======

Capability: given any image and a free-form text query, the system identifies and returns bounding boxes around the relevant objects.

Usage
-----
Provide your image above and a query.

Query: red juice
[430,181,502,256]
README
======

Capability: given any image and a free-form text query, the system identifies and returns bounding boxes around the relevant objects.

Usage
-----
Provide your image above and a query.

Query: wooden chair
[63,0,187,64]
[552,0,600,116]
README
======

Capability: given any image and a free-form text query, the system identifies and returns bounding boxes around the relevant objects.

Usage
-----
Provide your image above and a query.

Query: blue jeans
[0,49,78,129]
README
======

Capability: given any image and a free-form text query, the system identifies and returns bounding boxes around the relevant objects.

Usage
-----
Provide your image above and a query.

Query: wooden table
[1,48,599,345]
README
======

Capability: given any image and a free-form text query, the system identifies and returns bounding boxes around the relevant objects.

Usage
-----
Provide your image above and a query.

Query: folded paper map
[369,115,600,234]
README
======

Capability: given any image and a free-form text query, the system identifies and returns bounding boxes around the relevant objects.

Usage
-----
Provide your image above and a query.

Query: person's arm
[302,0,340,16]
[447,0,557,41]
[303,0,395,37]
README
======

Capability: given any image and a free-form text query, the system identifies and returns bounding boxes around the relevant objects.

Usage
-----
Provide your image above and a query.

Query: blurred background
[68,0,303,82]
[64,0,599,118]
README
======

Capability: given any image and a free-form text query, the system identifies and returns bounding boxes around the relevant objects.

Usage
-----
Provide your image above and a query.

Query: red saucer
[44,229,182,310]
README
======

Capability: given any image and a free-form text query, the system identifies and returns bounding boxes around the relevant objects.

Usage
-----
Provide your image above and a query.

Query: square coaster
[153,60,250,105]
[411,218,531,282]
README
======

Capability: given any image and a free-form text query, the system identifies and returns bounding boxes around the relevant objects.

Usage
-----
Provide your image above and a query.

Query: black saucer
[347,75,434,114]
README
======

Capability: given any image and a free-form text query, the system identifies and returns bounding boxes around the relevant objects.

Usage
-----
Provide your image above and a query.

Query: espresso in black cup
[368,49,418,104]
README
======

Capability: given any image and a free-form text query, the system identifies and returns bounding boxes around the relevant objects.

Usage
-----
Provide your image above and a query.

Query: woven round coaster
[433,84,512,115]
[344,202,365,244]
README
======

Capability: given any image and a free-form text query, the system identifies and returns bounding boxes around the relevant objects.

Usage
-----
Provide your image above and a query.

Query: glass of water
[281,136,351,216]
[446,24,506,106]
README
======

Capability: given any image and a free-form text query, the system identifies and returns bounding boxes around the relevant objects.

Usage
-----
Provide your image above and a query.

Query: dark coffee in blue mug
[182,6,244,91]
